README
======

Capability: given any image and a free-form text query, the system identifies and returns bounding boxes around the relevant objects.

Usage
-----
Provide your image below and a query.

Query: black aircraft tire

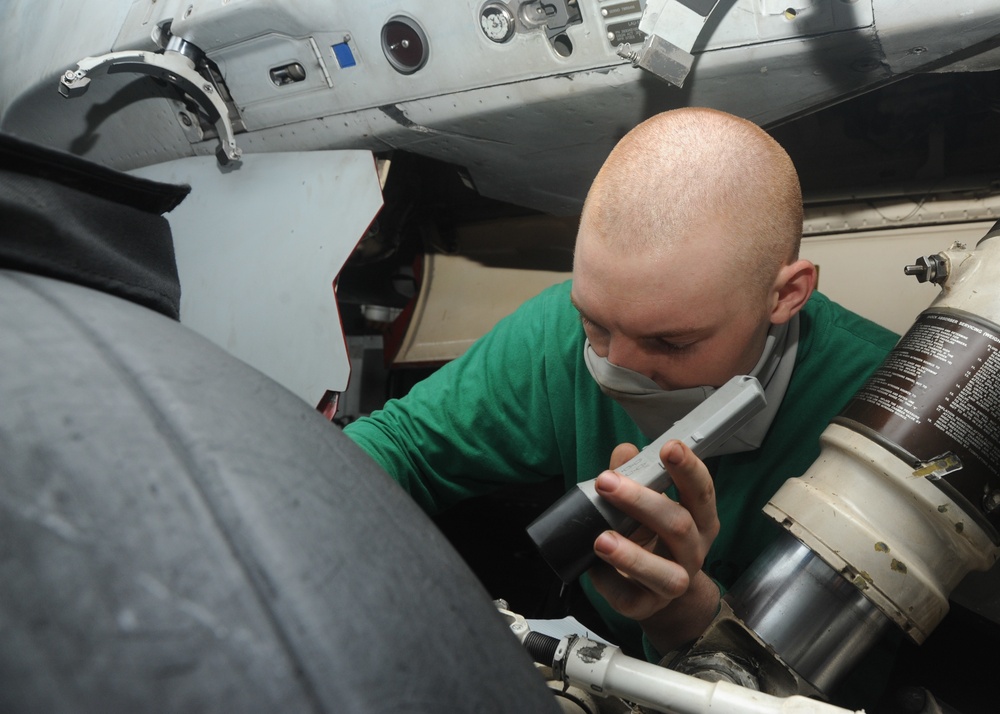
[0,270,558,714]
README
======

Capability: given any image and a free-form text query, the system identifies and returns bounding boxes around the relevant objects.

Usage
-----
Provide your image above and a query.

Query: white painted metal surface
[4,0,1000,214]
[131,151,383,407]
[801,219,999,335]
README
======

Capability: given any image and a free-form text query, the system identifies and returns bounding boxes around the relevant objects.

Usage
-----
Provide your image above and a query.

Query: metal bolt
[984,489,1000,515]
[903,254,947,284]
[903,263,929,281]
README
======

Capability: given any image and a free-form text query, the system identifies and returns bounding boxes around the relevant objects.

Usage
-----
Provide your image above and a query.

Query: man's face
[570,222,773,391]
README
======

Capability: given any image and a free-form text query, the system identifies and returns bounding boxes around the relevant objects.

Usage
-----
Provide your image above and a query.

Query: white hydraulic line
[558,636,862,714]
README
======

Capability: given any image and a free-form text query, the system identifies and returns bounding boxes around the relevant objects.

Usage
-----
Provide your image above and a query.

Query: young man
[344,108,899,664]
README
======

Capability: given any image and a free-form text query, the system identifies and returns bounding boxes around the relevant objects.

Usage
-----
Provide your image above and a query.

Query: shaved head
[580,108,803,298]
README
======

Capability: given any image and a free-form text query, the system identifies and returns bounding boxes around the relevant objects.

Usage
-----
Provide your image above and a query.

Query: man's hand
[587,439,721,654]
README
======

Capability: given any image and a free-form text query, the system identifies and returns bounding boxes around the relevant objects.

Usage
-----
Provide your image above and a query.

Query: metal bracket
[519,0,575,39]
[59,48,242,165]
[619,0,724,87]
[911,452,963,481]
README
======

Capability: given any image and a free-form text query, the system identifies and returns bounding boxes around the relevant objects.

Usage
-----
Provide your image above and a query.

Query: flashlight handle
[588,374,766,534]
[526,375,766,583]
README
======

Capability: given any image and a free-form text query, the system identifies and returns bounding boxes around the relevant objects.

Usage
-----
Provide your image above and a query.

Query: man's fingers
[659,441,720,542]
[591,441,724,649]
[595,441,719,573]
[593,470,703,572]
[589,532,689,619]
[594,468,694,542]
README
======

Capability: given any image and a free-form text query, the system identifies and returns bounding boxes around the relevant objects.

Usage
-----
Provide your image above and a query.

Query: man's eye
[580,316,607,334]
[655,339,694,353]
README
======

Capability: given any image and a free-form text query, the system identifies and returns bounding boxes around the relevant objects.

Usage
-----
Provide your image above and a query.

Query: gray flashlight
[526,375,766,584]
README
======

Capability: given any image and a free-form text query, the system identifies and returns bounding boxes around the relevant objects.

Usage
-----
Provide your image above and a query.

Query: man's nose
[606,337,645,375]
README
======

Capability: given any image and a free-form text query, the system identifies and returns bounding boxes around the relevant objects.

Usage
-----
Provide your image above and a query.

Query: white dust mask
[583,314,799,456]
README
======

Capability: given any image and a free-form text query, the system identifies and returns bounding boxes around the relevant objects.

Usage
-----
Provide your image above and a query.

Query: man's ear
[770,259,817,324]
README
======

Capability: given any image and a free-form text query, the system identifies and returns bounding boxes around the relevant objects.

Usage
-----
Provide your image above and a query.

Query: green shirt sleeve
[344,282,571,514]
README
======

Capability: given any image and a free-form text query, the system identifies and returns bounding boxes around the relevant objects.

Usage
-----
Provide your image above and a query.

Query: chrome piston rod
[726,531,892,693]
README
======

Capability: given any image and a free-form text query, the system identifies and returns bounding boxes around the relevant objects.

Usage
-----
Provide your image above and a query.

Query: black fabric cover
[0,270,559,713]
[0,132,188,319]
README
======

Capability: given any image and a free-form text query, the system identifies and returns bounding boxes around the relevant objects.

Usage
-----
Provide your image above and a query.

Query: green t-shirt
[344,280,899,698]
